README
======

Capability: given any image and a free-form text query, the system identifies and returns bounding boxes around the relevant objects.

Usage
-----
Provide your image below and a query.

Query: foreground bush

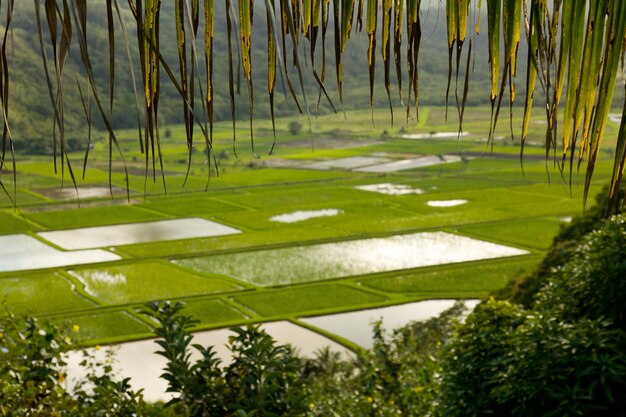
[504,184,626,307]
[439,219,626,417]
[146,301,308,417]
[305,303,467,417]
[0,315,148,416]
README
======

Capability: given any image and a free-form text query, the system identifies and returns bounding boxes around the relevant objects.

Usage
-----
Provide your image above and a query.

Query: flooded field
[270,209,343,223]
[303,156,391,170]
[401,132,470,139]
[0,234,120,272]
[64,321,353,403]
[356,183,425,195]
[300,299,480,349]
[38,218,241,250]
[176,232,529,286]
[354,155,462,172]
[427,199,469,207]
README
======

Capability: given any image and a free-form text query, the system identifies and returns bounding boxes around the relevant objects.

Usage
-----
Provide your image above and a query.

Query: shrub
[536,219,626,328]
[306,303,468,417]
[288,120,302,135]
[439,219,626,417]
[0,313,147,416]
[145,301,309,417]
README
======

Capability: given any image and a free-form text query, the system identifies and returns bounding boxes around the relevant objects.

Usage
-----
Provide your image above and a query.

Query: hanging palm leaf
[366,0,377,122]
[238,0,255,154]
[0,0,14,204]
[267,0,277,150]
[204,0,215,173]
[381,0,393,123]
[392,0,403,106]
[406,0,420,121]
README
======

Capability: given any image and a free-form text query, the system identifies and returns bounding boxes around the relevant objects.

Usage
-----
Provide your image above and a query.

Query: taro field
[0,106,618,349]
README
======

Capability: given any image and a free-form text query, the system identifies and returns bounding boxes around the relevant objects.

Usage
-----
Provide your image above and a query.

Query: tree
[288,120,302,135]
[0,1,623,208]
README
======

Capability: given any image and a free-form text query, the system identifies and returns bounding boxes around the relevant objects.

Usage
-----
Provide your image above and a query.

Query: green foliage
[439,299,626,417]
[72,349,147,417]
[0,313,147,416]
[306,303,467,416]
[438,300,527,416]
[288,121,303,136]
[145,301,309,417]
[0,315,73,415]
[503,184,626,307]
[438,219,626,417]
[553,184,626,245]
[536,219,626,328]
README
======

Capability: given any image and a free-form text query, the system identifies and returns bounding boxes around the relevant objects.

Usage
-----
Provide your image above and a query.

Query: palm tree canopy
[0,0,624,206]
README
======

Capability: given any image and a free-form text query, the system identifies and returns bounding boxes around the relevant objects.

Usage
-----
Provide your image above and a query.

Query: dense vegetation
[2,188,624,416]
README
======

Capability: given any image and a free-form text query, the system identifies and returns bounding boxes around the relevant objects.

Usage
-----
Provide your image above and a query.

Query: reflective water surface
[355,155,462,173]
[0,234,120,272]
[270,209,342,223]
[356,183,425,195]
[176,232,529,286]
[401,132,470,139]
[64,321,353,403]
[300,299,480,349]
[427,199,469,207]
[38,218,241,250]
[303,156,392,170]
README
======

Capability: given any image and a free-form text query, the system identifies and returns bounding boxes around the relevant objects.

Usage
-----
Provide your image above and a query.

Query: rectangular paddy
[303,156,392,170]
[38,218,241,250]
[175,232,529,286]
[65,321,353,403]
[354,155,462,172]
[300,299,480,349]
[70,262,244,305]
[0,234,120,272]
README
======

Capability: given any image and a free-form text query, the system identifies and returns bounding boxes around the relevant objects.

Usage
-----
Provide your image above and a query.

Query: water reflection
[270,209,342,223]
[355,155,462,173]
[427,199,468,207]
[303,156,392,170]
[38,218,241,250]
[356,183,424,195]
[0,234,120,272]
[300,299,480,349]
[176,232,529,286]
[64,321,353,403]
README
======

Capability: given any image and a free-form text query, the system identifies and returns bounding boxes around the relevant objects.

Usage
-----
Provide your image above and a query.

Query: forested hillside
[7,1,499,154]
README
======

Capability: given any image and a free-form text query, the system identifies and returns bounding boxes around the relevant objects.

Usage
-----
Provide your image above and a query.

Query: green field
[0,106,615,346]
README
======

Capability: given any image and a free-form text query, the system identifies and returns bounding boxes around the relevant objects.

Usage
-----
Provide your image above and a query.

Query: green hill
[6,2,601,154]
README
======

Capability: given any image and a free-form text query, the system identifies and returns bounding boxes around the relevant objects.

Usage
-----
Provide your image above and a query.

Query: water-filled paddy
[355,155,462,172]
[356,183,425,195]
[64,321,353,403]
[270,209,342,223]
[176,232,528,286]
[427,199,468,207]
[300,299,480,349]
[303,156,391,170]
[401,132,470,139]
[38,218,241,250]
[34,185,130,200]
[0,234,120,272]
